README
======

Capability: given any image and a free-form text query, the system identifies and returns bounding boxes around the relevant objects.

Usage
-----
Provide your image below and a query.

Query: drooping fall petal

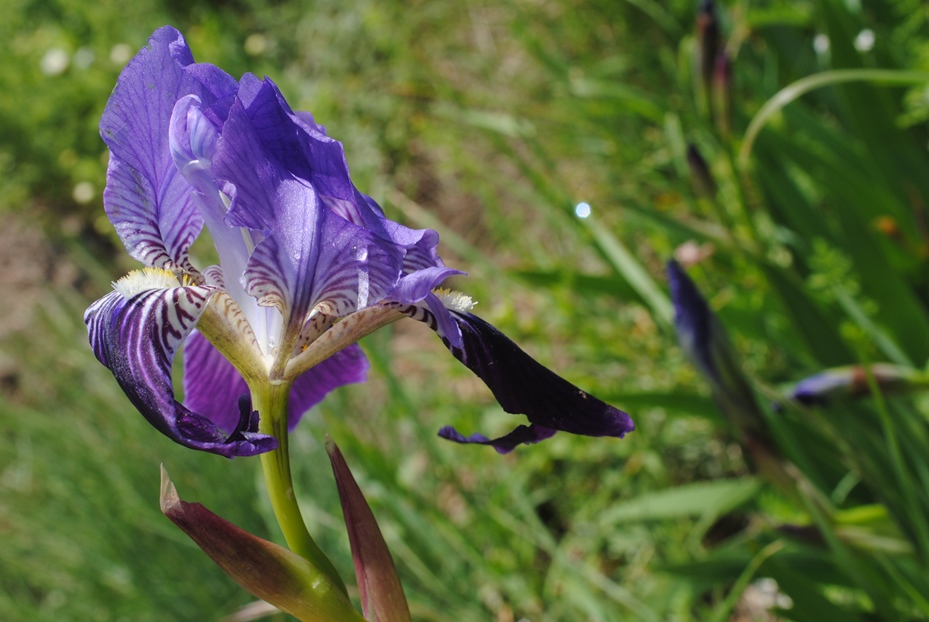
[402,306,634,452]
[438,424,557,454]
[85,279,275,457]
[160,466,364,622]
[326,440,411,622]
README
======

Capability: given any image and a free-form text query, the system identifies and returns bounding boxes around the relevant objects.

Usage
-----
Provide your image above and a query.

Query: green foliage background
[3,0,929,620]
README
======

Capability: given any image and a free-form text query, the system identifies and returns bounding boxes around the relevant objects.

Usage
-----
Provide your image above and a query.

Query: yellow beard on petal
[433,288,476,313]
[113,267,184,299]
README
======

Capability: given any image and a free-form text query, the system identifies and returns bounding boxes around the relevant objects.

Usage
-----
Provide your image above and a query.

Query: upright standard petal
[214,92,404,352]
[402,305,634,452]
[99,27,204,270]
[85,277,276,457]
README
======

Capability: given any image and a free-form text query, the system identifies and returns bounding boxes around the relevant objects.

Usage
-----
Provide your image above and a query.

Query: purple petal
[185,331,369,432]
[228,77,451,279]
[169,98,252,310]
[287,344,369,430]
[438,425,557,454]
[214,91,404,336]
[667,259,758,420]
[388,266,465,306]
[85,287,276,457]
[183,330,249,435]
[667,259,717,383]
[100,27,236,271]
[406,309,634,450]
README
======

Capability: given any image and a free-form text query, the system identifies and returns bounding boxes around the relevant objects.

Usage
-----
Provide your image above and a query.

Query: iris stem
[252,381,348,595]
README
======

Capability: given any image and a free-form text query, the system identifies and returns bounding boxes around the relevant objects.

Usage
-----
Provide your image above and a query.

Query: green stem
[252,381,348,595]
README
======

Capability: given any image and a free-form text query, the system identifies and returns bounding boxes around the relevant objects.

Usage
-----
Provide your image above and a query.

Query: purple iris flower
[84,26,633,458]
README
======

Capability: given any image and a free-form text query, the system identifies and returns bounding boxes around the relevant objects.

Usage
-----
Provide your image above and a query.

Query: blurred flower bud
[712,51,732,136]
[696,0,720,99]
[686,143,717,198]
[667,259,762,435]
[786,363,925,407]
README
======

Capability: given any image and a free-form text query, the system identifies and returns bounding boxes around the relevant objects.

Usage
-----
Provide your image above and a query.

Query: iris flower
[84,26,633,460]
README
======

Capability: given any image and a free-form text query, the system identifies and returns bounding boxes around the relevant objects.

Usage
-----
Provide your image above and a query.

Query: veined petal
[85,280,276,457]
[99,27,203,269]
[403,307,634,450]
[100,27,236,272]
[215,93,403,357]
[183,330,248,436]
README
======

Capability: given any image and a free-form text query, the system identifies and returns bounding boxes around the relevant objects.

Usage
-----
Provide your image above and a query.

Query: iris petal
[401,306,634,450]
[184,331,370,432]
[438,425,557,454]
[183,329,248,435]
[215,93,404,347]
[85,286,276,457]
[287,344,369,431]
[100,26,237,272]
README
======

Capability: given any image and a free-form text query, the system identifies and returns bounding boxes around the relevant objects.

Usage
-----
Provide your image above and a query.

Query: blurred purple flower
[85,26,634,457]
[788,363,922,407]
[667,259,762,433]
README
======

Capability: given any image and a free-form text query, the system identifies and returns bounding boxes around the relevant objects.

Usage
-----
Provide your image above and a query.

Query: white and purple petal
[85,285,276,457]
[99,26,235,271]
[215,92,404,348]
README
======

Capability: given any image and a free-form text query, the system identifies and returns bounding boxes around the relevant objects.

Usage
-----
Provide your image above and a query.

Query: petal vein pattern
[85,285,276,457]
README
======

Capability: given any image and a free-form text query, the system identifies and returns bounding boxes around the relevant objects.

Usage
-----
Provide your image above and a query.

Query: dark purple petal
[85,287,276,457]
[438,425,557,454]
[667,259,717,382]
[287,344,369,430]
[100,27,237,272]
[419,310,634,450]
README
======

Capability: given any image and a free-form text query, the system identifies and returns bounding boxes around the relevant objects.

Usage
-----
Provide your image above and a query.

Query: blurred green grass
[3,0,929,620]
